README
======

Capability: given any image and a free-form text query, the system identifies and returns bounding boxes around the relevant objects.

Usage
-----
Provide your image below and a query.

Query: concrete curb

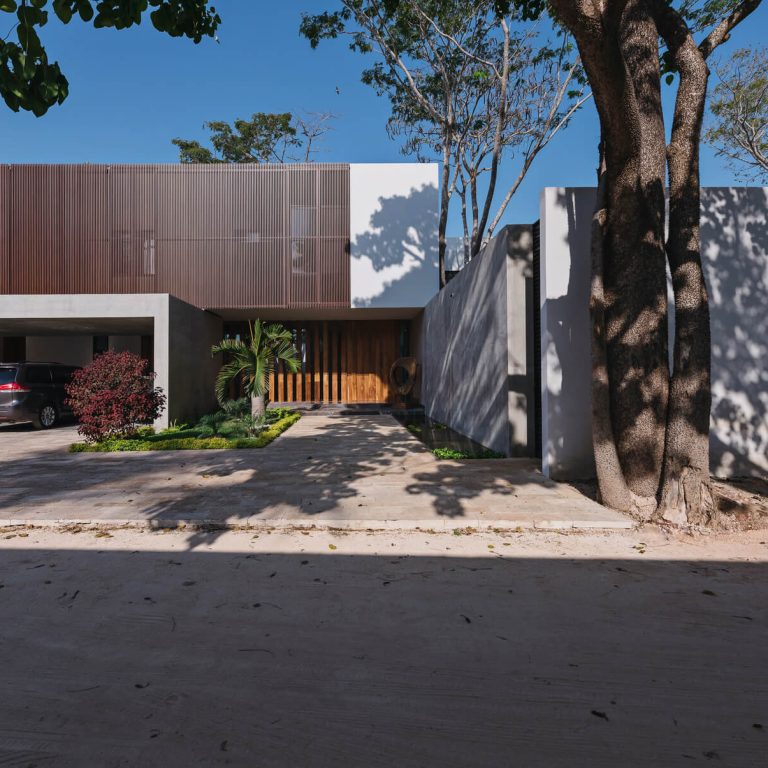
[0,517,636,533]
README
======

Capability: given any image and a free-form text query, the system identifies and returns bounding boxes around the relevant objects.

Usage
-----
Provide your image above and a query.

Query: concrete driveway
[0,412,630,530]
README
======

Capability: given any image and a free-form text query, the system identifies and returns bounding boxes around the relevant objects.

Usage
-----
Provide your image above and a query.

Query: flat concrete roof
[0,317,153,335]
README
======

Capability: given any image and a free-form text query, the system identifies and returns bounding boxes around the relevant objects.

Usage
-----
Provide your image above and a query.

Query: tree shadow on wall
[353,184,439,307]
[540,188,597,480]
[702,188,768,478]
[543,186,768,483]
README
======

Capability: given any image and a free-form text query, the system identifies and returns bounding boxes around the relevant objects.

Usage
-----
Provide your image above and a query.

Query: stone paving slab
[0,413,632,531]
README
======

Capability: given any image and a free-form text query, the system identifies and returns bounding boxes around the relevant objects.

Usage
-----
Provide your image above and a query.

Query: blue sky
[1,1,766,233]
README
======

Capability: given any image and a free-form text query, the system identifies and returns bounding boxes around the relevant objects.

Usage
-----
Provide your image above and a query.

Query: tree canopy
[705,47,768,182]
[173,111,337,163]
[301,0,587,282]
[0,0,220,116]
[173,113,300,164]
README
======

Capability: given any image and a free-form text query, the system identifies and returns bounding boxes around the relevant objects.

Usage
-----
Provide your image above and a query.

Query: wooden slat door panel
[225,319,401,405]
[341,319,400,404]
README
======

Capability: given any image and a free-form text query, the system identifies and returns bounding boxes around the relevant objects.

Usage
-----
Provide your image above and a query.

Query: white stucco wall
[349,163,439,308]
[540,186,768,480]
[539,188,595,479]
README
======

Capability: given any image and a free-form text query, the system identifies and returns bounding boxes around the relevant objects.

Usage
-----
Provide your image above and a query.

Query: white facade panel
[349,163,439,308]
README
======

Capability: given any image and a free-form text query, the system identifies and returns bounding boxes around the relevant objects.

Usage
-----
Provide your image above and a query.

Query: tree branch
[700,0,763,59]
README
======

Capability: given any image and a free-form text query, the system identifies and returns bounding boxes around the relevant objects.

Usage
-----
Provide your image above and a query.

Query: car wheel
[35,404,58,429]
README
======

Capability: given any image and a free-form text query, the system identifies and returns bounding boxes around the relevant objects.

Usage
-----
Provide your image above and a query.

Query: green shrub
[69,411,300,453]
[432,446,504,460]
[194,402,293,439]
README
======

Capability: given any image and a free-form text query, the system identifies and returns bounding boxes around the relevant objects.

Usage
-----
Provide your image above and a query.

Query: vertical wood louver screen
[268,320,401,404]
[220,320,399,405]
[0,163,350,310]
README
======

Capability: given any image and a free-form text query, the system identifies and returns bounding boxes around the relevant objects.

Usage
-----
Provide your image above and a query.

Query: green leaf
[1,0,219,116]
[52,0,73,23]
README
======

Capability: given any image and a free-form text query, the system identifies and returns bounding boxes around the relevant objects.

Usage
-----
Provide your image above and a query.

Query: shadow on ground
[0,414,605,550]
[0,542,765,767]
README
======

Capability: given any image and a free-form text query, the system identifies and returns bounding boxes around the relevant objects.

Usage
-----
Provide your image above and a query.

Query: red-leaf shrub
[66,351,166,443]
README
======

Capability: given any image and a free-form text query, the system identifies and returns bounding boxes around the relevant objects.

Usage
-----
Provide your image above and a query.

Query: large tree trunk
[589,141,633,513]
[652,3,716,525]
[603,0,670,504]
[571,0,670,515]
[251,394,266,419]
[548,0,761,526]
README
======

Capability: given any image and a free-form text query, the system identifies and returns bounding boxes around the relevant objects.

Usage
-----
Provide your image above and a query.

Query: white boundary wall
[540,187,768,479]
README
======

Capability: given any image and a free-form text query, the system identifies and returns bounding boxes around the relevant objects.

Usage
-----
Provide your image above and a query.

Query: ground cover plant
[70,402,299,453]
[403,418,503,459]
[432,447,505,460]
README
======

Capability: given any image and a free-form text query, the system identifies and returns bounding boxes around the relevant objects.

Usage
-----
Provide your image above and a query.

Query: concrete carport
[0,294,222,429]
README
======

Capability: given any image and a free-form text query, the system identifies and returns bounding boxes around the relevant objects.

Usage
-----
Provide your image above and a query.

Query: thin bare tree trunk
[459,185,470,266]
[469,173,480,258]
[438,119,452,289]
[472,18,510,258]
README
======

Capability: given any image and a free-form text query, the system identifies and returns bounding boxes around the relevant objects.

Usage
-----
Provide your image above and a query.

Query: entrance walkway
[0,412,631,530]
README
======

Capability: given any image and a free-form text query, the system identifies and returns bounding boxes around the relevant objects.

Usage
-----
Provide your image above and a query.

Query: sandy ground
[1,525,766,767]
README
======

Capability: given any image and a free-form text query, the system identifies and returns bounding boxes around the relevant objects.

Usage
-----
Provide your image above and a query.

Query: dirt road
[1,526,766,767]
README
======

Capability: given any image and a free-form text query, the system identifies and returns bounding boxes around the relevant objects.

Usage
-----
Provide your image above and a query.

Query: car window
[24,365,52,385]
[0,366,18,385]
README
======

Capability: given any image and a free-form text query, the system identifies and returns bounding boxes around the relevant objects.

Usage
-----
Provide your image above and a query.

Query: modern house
[1,164,765,481]
[0,163,439,427]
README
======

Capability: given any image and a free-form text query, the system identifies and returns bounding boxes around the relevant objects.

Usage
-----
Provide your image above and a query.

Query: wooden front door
[271,320,402,404]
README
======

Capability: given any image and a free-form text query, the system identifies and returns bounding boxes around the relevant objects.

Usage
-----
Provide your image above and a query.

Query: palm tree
[211,320,300,418]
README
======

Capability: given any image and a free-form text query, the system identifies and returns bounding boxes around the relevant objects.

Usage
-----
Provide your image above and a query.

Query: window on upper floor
[111,230,133,277]
[290,205,316,276]
[290,238,316,276]
[291,205,315,239]
[142,231,156,276]
[112,230,156,277]
[235,229,262,245]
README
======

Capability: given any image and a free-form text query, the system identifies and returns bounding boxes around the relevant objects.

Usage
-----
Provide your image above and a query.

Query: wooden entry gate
[264,320,404,404]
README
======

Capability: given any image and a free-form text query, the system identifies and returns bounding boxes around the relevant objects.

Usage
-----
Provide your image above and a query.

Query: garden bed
[70,408,300,453]
[395,414,504,459]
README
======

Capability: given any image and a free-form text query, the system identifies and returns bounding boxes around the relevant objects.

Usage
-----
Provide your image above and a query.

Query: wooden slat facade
[258,320,401,404]
[0,163,350,310]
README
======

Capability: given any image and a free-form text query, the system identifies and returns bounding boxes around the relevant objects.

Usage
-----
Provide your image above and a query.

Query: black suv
[0,362,80,429]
